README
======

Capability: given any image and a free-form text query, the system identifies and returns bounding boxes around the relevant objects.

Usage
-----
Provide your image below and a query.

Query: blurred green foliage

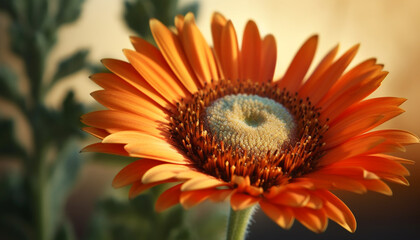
[0,0,87,239]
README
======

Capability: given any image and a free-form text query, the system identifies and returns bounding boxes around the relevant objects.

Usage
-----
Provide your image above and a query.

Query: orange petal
[299,44,359,105]
[305,194,324,210]
[318,59,382,108]
[112,159,164,188]
[374,153,415,165]
[324,129,416,162]
[142,164,193,184]
[330,155,410,176]
[320,71,386,121]
[315,190,356,233]
[102,131,189,164]
[181,177,227,191]
[297,175,367,194]
[91,90,168,120]
[81,142,128,156]
[268,190,311,207]
[155,183,183,212]
[81,110,165,138]
[315,165,379,180]
[82,127,109,139]
[180,189,215,209]
[211,12,228,64]
[258,34,277,82]
[90,73,140,96]
[326,99,405,147]
[220,20,241,81]
[301,44,339,89]
[101,59,170,108]
[182,14,219,84]
[278,35,318,93]
[123,48,189,103]
[150,19,200,92]
[260,201,295,229]
[230,192,260,211]
[381,175,410,186]
[209,189,234,202]
[319,135,386,166]
[174,14,185,34]
[359,179,392,195]
[292,207,328,233]
[241,20,261,82]
[364,129,419,147]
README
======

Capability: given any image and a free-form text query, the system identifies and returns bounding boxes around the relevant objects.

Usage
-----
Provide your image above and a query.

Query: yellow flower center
[206,94,296,157]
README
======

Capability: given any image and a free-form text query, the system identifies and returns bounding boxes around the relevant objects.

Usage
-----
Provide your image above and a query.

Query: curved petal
[101,59,170,108]
[81,142,128,156]
[299,44,359,105]
[90,73,140,96]
[318,59,382,107]
[292,207,328,233]
[267,189,311,207]
[182,13,219,84]
[102,131,190,164]
[219,20,241,81]
[91,90,168,120]
[326,99,405,147]
[320,71,386,121]
[180,189,215,209]
[315,190,356,232]
[258,34,277,82]
[155,183,183,212]
[123,48,190,103]
[278,35,318,92]
[142,164,194,184]
[150,19,200,92]
[230,192,260,211]
[301,44,339,88]
[241,20,261,82]
[260,201,295,229]
[83,127,109,139]
[181,177,228,191]
[211,12,228,64]
[113,159,164,188]
[81,110,166,138]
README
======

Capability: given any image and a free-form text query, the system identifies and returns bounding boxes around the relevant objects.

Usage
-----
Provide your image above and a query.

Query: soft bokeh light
[1,0,419,239]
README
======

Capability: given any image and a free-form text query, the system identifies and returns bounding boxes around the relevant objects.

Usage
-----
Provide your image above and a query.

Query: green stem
[226,206,256,240]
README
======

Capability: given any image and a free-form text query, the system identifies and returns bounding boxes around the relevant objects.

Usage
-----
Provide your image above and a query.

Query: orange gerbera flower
[82,12,418,233]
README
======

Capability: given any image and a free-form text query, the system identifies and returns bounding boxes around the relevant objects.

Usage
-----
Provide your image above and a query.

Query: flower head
[82,12,418,233]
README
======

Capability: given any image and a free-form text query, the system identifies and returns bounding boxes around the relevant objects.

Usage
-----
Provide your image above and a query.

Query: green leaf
[53,220,75,240]
[0,64,21,103]
[153,0,179,25]
[0,0,24,21]
[46,140,83,240]
[0,172,32,240]
[56,0,84,26]
[0,118,26,160]
[124,0,154,38]
[50,49,89,89]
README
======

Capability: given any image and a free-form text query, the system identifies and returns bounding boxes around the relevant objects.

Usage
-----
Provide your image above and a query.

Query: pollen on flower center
[206,94,296,157]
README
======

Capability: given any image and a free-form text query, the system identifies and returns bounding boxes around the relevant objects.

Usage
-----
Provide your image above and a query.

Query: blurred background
[1,0,419,239]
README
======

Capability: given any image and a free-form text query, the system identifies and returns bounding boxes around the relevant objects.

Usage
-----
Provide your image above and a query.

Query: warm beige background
[1,0,420,239]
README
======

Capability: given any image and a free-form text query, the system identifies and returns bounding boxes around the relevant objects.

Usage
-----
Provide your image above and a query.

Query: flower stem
[226,206,256,240]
